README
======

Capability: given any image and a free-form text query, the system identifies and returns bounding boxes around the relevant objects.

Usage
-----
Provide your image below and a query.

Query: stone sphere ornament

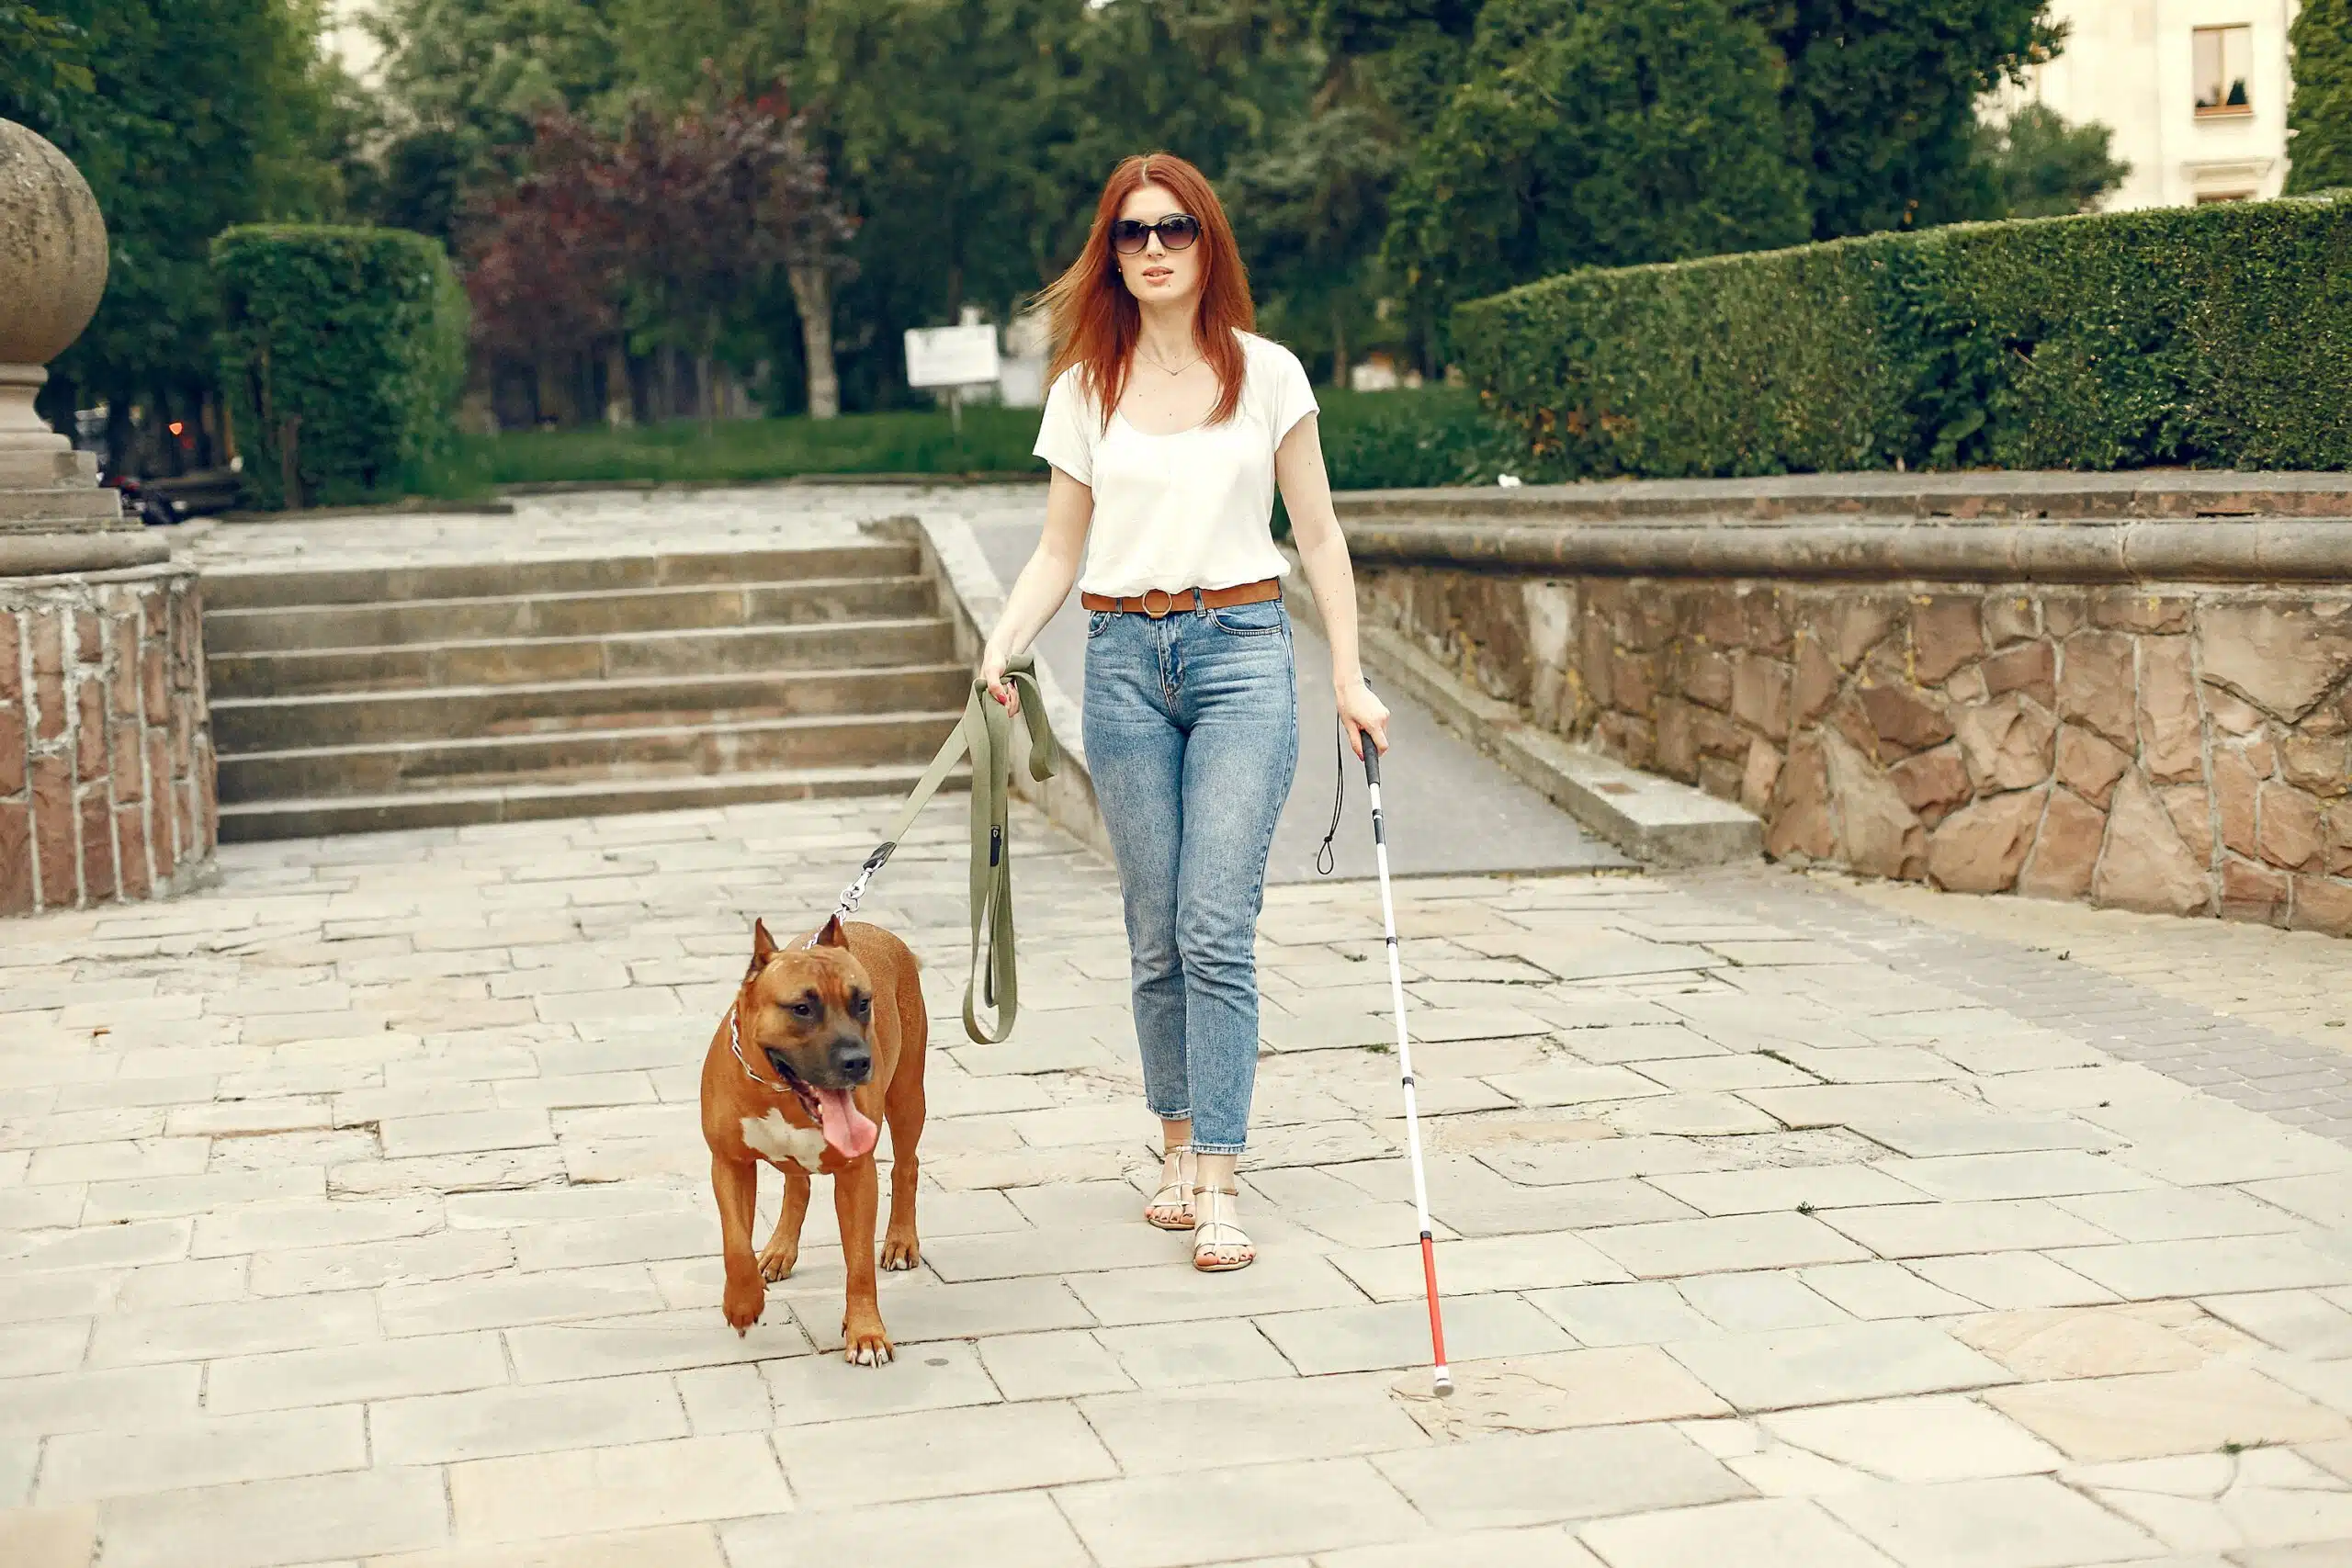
[0,118,108,367]
[0,118,109,455]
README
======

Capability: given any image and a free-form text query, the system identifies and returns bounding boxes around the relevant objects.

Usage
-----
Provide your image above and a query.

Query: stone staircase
[202,541,971,840]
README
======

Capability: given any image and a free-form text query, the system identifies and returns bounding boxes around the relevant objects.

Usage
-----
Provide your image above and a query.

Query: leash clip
[808,844,894,946]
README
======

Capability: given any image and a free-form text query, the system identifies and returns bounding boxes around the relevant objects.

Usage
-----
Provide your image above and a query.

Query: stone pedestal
[3,116,214,916]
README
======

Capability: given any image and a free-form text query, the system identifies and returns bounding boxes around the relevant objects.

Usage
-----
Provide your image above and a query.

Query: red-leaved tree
[461,109,632,425]
[463,84,854,426]
[611,85,854,423]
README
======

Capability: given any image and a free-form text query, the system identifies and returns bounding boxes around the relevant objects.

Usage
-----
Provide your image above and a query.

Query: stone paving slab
[1757,874,2352,1139]
[7,791,2352,1564]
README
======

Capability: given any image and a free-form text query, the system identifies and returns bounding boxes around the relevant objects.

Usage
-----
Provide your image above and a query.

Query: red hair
[1038,152,1255,430]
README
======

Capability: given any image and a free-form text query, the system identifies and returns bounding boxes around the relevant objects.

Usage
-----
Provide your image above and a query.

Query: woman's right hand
[978,644,1020,715]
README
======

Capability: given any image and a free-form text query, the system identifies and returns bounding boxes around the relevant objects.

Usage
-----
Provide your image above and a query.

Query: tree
[1741,0,2061,239]
[1975,101,2129,218]
[613,0,1047,412]
[1386,0,1809,355]
[359,0,628,247]
[610,0,1306,411]
[0,3,94,127]
[2289,0,2352,193]
[1310,0,1486,138]
[1224,0,1485,379]
[608,86,854,423]
[14,0,347,465]
[459,87,854,423]
[459,110,632,424]
[787,0,1072,410]
[1224,104,1405,386]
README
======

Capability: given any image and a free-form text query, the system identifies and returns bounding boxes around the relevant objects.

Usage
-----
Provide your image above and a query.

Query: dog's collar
[729,1002,796,1098]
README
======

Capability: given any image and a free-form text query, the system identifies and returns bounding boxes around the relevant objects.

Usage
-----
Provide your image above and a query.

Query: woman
[978,152,1389,1273]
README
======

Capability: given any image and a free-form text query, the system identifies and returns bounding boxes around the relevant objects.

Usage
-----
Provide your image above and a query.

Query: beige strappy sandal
[1192,1185,1254,1272]
[1145,1145,1195,1231]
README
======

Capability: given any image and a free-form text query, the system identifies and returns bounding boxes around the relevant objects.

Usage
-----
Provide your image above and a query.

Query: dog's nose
[830,1038,873,1083]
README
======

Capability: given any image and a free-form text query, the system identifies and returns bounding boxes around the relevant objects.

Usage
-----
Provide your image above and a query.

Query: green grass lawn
[435,403,1046,490]
[432,386,1516,495]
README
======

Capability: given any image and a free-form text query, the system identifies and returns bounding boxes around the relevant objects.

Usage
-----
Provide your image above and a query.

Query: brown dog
[699,914,927,1365]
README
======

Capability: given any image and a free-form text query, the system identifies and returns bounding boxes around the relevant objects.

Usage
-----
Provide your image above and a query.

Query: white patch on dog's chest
[741,1110,828,1172]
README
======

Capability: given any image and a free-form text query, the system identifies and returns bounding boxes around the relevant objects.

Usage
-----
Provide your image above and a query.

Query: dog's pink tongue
[812,1088,879,1160]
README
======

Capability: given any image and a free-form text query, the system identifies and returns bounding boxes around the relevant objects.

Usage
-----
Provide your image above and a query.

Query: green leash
[809,654,1059,1045]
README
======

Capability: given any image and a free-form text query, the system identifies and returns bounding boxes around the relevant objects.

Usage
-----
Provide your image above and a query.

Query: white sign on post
[903,324,1001,389]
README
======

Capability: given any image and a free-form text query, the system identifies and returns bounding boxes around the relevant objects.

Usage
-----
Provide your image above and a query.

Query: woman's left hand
[1337,677,1390,760]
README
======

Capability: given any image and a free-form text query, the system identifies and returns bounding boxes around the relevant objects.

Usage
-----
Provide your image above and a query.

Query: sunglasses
[1111,214,1201,255]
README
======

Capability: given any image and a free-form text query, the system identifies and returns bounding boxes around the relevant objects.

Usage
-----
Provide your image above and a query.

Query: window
[2194,25,2253,117]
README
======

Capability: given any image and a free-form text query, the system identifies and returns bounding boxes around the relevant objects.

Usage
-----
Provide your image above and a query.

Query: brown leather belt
[1080,578,1282,618]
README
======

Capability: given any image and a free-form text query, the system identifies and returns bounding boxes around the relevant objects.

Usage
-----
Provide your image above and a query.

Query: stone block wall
[2,565,216,916]
[1358,568,2352,936]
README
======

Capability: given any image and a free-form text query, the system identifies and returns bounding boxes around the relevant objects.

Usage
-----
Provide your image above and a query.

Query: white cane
[1360,740,1453,1397]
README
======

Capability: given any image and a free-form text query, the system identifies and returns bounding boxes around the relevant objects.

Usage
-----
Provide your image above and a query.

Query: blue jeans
[1083,595,1298,1155]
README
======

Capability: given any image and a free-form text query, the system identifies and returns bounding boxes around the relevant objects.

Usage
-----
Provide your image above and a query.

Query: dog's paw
[878,1235,922,1272]
[759,1248,797,1283]
[722,1279,766,1336]
[842,1320,895,1368]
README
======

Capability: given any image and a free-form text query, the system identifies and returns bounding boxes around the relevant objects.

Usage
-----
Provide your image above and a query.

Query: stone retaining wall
[1351,543,2352,936]
[3,564,216,915]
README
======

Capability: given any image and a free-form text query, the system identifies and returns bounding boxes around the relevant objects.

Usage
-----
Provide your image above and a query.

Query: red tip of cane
[1419,1233,1448,1374]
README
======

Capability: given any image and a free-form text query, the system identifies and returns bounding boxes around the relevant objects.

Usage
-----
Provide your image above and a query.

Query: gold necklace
[1138,347,1201,378]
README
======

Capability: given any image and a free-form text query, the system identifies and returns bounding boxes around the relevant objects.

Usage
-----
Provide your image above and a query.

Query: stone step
[215,761,969,840]
[211,664,974,750]
[0,484,122,523]
[199,542,922,610]
[217,710,962,802]
[202,575,935,653]
[205,616,957,698]
[0,448,97,488]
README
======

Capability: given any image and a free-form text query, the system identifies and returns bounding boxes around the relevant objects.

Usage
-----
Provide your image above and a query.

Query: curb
[1280,549,1761,869]
[496,473,1045,498]
[214,499,517,524]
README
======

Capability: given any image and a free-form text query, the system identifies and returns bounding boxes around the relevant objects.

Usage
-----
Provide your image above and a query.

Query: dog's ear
[748,918,777,980]
[816,914,847,949]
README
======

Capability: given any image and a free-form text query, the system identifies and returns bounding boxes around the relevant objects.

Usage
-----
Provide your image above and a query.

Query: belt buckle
[1141,588,1173,619]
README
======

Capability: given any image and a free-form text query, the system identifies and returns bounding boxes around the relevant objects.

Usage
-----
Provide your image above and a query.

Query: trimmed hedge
[215,225,469,509]
[1455,192,2352,478]
[1315,387,1523,490]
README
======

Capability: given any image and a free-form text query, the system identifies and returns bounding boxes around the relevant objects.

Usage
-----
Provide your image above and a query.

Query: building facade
[2018,0,2299,208]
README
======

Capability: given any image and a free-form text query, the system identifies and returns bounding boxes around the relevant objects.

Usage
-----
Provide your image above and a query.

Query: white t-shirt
[1032,331,1319,598]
